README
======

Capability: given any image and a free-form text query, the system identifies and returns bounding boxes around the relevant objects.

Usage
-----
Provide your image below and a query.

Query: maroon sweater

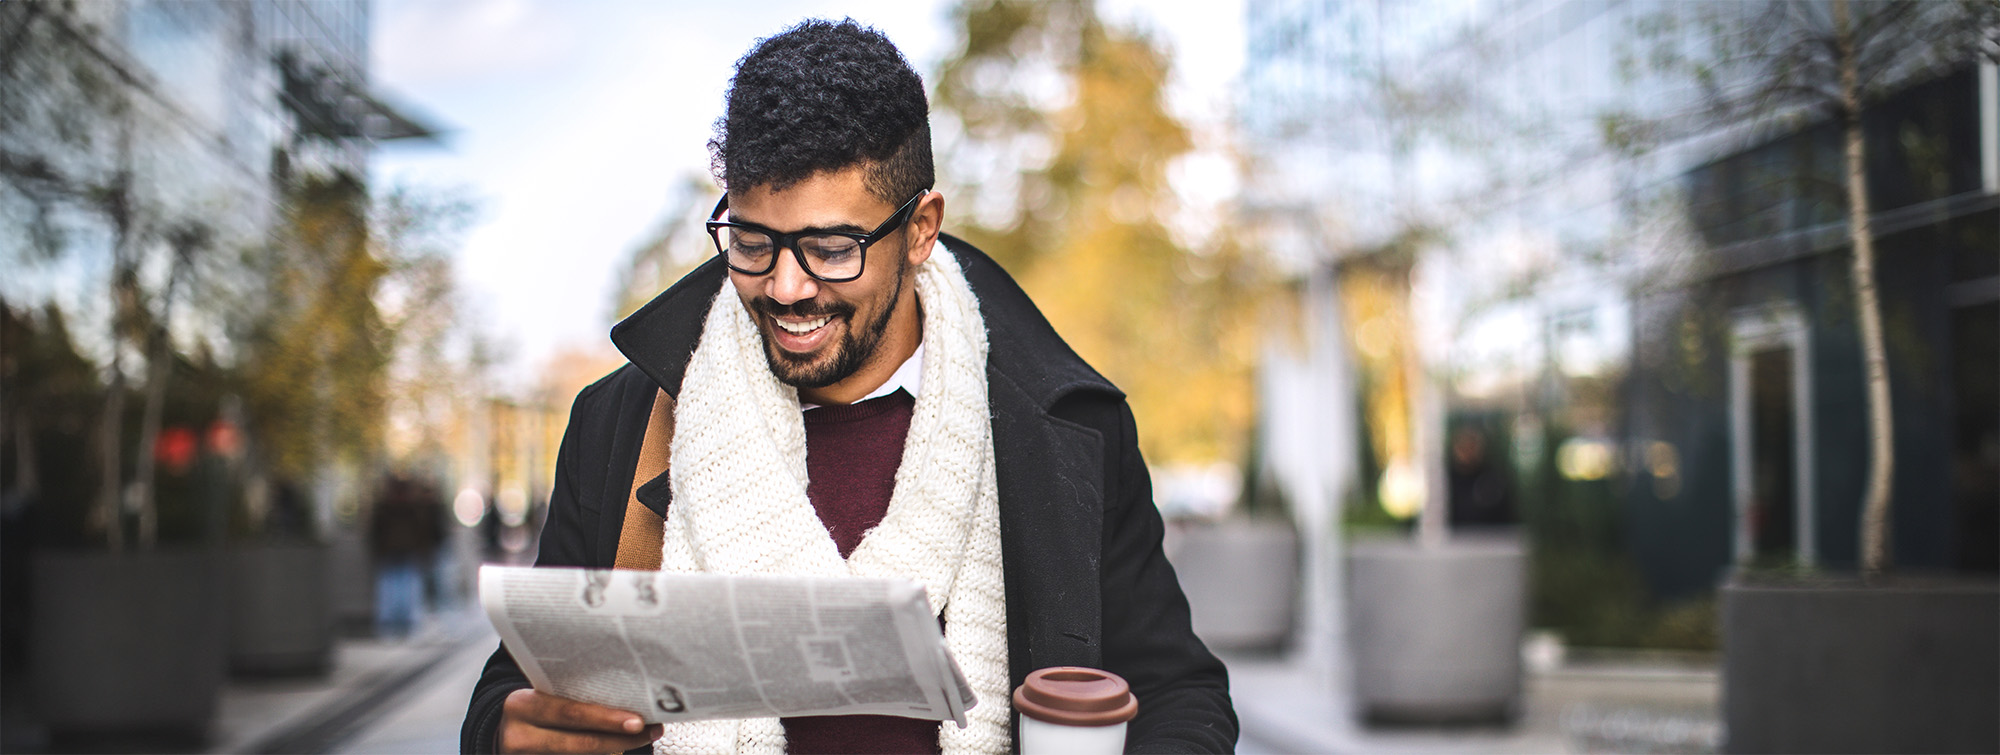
[781,391,941,755]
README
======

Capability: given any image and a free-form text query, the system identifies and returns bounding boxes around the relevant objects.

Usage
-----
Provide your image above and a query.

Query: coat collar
[608,233,1121,411]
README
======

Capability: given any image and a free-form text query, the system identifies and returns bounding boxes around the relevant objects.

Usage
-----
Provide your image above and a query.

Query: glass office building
[1240,0,1997,609]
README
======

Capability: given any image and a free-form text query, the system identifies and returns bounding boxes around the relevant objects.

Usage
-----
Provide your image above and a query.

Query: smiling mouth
[774,315,831,335]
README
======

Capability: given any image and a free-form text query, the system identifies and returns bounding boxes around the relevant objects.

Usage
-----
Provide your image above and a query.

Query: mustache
[752,297,852,320]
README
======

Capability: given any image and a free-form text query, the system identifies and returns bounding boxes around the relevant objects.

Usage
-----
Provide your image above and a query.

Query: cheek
[848,282,893,317]
[728,274,762,308]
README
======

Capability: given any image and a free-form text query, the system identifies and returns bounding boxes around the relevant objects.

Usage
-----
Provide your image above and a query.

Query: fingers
[502,723,661,755]
[499,689,664,754]
[508,689,649,732]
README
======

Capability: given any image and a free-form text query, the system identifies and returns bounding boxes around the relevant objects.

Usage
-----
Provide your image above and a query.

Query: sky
[369,0,1245,387]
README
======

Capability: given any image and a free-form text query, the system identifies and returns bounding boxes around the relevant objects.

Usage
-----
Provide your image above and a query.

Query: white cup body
[1019,715,1126,755]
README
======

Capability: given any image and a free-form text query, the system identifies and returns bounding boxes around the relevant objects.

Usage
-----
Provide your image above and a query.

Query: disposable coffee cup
[1012,666,1138,755]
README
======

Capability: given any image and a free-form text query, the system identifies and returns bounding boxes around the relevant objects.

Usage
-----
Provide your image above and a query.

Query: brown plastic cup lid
[1012,666,1139,727]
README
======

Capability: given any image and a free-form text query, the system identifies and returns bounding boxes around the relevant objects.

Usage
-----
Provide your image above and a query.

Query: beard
[751,259,907,390]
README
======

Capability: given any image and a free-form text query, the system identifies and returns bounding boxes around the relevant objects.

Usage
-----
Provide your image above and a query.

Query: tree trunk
[94,325,127,551]
[93,169,136,553]
[1837,0,1895,577]
[131,240,192,550]
[132,323,170,548]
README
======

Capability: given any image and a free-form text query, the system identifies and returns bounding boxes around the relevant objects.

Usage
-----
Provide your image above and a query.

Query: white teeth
[775,316,830,334]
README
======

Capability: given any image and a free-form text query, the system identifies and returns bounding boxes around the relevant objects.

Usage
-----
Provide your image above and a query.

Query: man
[461,19,1236,754]
[370,473,444,638]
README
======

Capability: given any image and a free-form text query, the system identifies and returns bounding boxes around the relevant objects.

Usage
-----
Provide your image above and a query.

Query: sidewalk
[1223,649,1721,754]
[211,609,1720,754]
[205,605,493,755]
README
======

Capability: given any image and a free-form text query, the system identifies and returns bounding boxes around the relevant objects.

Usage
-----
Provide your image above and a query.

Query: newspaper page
[479,565,976,726]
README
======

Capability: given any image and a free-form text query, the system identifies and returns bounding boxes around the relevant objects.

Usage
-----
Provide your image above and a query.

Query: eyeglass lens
[717,228,865,280]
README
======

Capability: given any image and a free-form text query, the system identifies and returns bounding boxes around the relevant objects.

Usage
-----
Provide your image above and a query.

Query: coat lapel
[989,370,1104,685]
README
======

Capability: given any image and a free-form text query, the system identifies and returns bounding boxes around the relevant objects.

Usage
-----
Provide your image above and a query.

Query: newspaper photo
[478,565,977,726]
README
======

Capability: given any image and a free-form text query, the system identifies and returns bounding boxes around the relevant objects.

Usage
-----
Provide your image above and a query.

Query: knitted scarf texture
[655,247,1011,755]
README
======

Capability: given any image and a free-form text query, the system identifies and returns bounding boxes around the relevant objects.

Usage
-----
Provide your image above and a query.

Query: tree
[1,2,246,549]
[935,0,1274,466]
[1609,0,1998,575]
[3,3,470,546]
[373,184,477,471]
[239,174,385,488]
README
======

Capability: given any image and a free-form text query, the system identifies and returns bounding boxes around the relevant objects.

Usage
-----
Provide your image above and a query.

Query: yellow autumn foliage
[937,0,1275,465]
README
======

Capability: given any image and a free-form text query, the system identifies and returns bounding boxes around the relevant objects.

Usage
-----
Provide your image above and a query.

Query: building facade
[1240,0,1998,627]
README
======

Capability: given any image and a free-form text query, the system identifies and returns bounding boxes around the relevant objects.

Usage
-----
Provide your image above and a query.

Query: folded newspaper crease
[478,565,977,726]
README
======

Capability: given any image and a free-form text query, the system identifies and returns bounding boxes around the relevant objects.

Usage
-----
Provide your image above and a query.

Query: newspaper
[478,565,976,726]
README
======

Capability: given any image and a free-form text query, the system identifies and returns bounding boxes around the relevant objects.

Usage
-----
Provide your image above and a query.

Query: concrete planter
[227,542,332,676]
[1167,519,1300,650]
[328,526,375,635]
[1348,533,1525,723]
[30,549,226,739]
[1720,574,1999,754]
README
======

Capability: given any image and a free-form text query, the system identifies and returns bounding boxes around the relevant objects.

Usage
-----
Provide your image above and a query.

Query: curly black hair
[709,19,933,204]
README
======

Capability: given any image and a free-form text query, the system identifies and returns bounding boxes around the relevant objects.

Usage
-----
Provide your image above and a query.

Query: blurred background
[1,1,1994,753]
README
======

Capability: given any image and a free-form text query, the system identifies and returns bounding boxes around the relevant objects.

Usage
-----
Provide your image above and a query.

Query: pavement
[200,605,496,755]
[1224,648,1720,755]
[170,610,1720,755]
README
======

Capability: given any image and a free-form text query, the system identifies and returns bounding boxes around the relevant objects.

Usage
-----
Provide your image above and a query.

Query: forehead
[729,167,892,231]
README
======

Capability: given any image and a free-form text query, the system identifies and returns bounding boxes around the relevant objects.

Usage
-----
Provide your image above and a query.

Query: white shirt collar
[800,343,923,411]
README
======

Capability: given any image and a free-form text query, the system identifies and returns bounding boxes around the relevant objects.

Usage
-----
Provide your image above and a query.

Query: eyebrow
[727,215,870,236]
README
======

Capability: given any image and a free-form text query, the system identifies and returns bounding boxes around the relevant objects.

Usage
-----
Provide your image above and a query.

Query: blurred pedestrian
[479,489,503,562]
[369,473,444,638]
[1448,425,1517,528]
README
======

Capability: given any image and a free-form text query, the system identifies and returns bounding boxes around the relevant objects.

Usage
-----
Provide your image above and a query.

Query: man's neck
[798,296,923,406]
[802,344,923,411]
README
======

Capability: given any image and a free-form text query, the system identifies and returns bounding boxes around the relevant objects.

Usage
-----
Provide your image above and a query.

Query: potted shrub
[1348,420,1526,724]
[2,16,241,740]
[8,306,232,744]
[225,466,334,677]
[1693,5,2000,752]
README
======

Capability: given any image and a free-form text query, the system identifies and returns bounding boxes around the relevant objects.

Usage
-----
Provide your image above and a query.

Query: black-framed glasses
[705,189,928,283]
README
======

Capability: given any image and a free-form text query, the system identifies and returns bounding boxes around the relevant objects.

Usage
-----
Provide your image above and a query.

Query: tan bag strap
[614,389,674,570]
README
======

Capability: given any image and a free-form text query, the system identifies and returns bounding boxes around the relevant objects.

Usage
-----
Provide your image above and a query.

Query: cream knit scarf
[655,247,1011,755]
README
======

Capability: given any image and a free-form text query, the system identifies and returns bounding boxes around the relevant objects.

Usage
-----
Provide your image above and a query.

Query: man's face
[724,167,934,397]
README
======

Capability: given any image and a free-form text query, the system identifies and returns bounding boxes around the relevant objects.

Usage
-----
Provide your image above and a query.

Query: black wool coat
[460,237,1237,754]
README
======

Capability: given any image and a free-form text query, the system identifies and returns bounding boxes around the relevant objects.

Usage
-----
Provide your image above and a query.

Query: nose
[764,247,820,306]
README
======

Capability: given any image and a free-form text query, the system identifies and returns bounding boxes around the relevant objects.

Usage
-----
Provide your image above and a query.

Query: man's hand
[498,689,665,753]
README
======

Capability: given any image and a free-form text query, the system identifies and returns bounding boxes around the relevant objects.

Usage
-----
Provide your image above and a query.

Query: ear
[904,190,945,268]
